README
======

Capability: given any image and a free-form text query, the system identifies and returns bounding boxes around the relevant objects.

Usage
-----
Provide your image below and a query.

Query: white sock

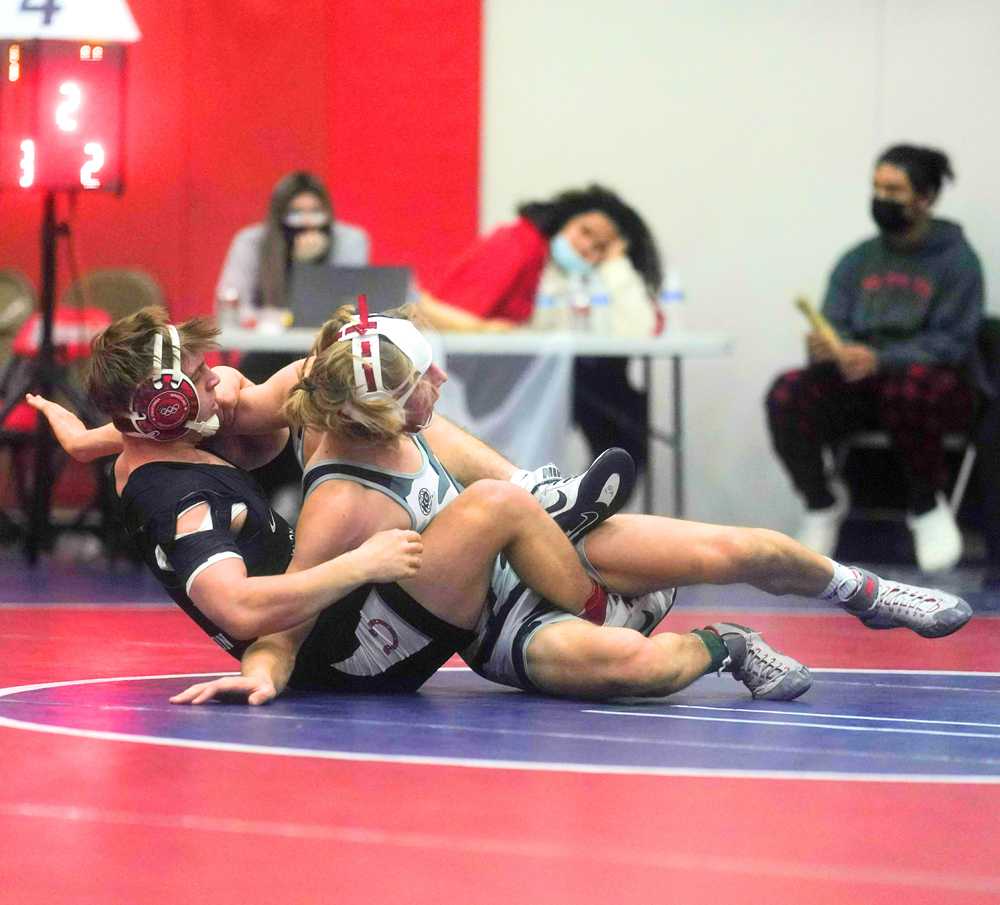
[819,558,863,602]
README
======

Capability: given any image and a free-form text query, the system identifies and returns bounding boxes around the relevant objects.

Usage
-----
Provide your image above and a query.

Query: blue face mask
[550,233,594,276]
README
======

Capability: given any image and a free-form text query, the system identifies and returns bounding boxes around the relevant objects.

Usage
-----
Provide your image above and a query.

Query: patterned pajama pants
[765,362,975,513]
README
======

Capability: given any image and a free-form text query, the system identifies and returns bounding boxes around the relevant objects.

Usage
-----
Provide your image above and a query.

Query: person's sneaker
[842,570,972,638]
[532,448,636,542]
[707,622,812,701]
[907,493,963,573]
[796,484,848,556]
[605,589,677,634]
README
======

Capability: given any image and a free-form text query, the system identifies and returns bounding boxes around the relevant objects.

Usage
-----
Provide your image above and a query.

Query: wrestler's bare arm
[423,415,516,485]
[24,395,121,461]
[25,361,296,469]
[185,496,421,641]
[227,358,309,434]
[175,478,409,704]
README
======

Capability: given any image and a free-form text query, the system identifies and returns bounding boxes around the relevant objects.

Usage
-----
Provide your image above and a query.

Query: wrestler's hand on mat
[354,529,423,582]
[169,675,277,706]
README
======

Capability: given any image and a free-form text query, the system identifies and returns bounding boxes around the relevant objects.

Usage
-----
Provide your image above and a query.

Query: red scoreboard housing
[0,39,126,193]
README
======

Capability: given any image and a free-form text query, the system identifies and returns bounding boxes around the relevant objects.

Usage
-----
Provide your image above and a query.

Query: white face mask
[550,233,594,276]
[283,210,330,229]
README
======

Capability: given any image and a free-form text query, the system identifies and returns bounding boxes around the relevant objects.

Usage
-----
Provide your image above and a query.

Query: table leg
[643,355,654,514]
[673,355,684,517]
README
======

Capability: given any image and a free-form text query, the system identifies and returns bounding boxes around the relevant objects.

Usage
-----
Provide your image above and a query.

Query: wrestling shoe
[708,622,812,701]
[532,447,636,542]
[509,463,562,492]
[604,589,677,635]
[842,570,972,638]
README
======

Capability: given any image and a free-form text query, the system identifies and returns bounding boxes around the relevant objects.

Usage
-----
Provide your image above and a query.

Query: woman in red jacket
[419,184,662,479]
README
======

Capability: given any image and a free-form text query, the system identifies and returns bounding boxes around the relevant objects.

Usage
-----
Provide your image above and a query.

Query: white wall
[482,0,1000,531]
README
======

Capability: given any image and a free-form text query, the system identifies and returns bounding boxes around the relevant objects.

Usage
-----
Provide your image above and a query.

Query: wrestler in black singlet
[120,459,473,693]
[120,461,295,659]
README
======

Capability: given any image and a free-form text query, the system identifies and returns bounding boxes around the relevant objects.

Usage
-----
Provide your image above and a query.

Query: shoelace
[737,637,792,687]
[878,584,942,616]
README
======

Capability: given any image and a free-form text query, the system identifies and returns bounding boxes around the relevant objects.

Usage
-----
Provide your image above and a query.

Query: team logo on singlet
[367,618,400,655]
[418,488,432,516]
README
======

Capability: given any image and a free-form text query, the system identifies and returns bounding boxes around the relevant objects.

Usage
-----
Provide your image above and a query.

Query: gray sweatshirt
[822,219,984,372]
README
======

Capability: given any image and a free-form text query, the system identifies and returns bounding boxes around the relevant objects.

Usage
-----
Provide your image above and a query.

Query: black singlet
[119,461,295,660]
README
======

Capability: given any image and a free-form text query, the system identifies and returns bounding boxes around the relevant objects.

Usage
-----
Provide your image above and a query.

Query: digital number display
[0,40,125,192]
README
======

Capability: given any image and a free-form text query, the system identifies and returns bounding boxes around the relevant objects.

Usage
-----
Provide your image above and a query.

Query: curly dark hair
[517,184,662,293]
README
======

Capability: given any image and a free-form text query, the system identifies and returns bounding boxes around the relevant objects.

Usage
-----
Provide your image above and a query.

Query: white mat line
[583,710,1000,740]
[667,703,1000,730]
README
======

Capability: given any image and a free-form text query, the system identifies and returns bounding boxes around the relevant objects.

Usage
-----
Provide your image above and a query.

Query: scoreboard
[0,0,139,192]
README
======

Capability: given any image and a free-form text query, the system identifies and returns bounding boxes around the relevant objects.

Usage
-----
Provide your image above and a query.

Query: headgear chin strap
[335,295,433,406]
[124,324,221,442]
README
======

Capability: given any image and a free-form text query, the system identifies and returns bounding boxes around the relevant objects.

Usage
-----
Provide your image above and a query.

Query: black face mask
[871,197,910,234]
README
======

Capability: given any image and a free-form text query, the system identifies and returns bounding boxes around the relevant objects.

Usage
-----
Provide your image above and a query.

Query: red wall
[0,0,481,320]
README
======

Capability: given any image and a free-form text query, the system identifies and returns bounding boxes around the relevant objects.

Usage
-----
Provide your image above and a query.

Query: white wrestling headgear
[123,324,221,442]
[335,295,433,405]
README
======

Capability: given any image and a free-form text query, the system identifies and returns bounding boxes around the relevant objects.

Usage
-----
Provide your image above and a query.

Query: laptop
[288,264,412,327]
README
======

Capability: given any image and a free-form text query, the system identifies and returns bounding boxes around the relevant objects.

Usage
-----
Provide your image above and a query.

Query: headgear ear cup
[126,324,217,442]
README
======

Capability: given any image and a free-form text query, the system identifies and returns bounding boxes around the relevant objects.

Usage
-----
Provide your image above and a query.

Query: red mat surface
[1,605,998,905]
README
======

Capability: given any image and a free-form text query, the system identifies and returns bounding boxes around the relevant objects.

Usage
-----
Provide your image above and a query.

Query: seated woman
[418,184,662,475]
[216,170,370,319]
[216,170,372,520]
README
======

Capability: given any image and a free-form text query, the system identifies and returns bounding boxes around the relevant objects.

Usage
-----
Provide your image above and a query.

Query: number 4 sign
[1,0,140,42]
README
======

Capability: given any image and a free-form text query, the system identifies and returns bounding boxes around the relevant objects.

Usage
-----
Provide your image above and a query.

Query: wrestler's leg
[581,514,831,596]
[580,514,972,639]
[399,479,597,629]
[526,619,710,698]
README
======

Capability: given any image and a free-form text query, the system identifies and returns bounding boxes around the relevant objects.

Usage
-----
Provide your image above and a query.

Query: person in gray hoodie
[766,144,984,573]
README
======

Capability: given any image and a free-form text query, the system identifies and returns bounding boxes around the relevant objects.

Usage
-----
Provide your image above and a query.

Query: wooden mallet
[794,295,842,353]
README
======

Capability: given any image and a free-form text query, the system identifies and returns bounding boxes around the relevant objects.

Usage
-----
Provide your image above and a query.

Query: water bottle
[589,284,613,335]
[659,271,685,333]
[568,275,592,332]
[218,287,241,328]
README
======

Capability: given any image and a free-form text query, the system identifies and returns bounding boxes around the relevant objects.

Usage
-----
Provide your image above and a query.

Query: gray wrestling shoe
[605,589,677,635]
[708,622,812,701]
[844,570,973,639]
[532,448,636,542]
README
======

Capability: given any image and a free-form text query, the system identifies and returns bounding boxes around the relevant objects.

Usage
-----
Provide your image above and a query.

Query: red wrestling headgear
[123,324,220,442]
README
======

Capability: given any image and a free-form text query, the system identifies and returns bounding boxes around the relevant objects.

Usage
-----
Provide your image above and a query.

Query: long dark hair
[518,184,662,293]
[877,145,954,201]
[259,171,334,308]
